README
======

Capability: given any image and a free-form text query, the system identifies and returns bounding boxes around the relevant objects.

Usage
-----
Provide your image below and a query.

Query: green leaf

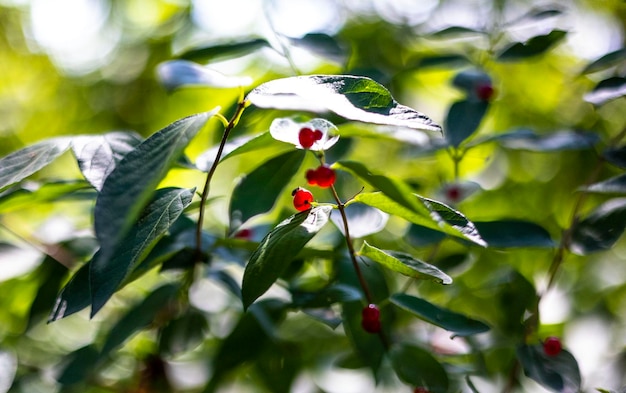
[359,241,452,284]
[497,30,567,61]
[603,146,626,169]
[474,220,555,248]
[48,262,91,322]
[246,75,442,132]
[355,192,485,246]
[242,206,332,309]
[0,137,71,190]
[499,129,599,152]
[416,54,471,69]
[91,187,195,316]
[582,173,626,194]
[196,132,276,172]
[391,293,490,336]
[159,309,209,356]
[101,283,179,356]
[584,77,626,106]
[407,224,447,246]
[0,180,93,214]
[287,33,348,64]
[429,26,484,38]
[178,38,270,63]
[290,284,362,308]
[389,343,449,393]
[57,345,100,386]
[340,300,386,376]
[570,198,626,255]
[517,344,581,393]
[229,150,306,231]
[26,256,67,330]
[71,132,143,191]
[329,203,389,238]
[157,60,252,92]
[445,99,489,147]
[94,111,213,275]
[581,48,626,74]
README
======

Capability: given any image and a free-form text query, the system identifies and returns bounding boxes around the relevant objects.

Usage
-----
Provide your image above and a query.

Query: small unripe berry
[305,165,336,188]
[476,83,495,101]
[361,304,381,334]
[298,127,323,149]
[292,187,314,211]
[543,336,562,356]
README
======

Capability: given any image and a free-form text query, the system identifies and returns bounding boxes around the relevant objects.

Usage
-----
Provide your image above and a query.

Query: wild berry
[305,165,336,188]
[292,187,314,211]
[543,336,562,356]
[445,184,461,202]
[414,388,430,393]
[234,228,253,239]
[476,83,495,101]
[361,304,381,334]
[298,127,323,149]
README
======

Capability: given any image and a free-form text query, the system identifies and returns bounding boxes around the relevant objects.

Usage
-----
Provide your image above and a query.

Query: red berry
[234,228,252,239]
[476,83,495,101]
[446,185,461,202]
[306,169,318,186]
[305,165,336,188]
[313,129,323,140]
[298,127,324,149]
[361,304,381,334]
[543,336,562,356]
[292,187,314,211]
[414,388,430,393]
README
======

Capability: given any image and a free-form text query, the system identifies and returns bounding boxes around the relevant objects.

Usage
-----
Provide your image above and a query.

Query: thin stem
[195,98,249,259]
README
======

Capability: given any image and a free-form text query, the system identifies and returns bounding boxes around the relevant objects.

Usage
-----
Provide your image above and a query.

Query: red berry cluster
[361,304,381,333]
[543,336,562,356]
[475,83,495,102]
[306,165,336,188]
[292,187,314,212]
[299,127,323,149]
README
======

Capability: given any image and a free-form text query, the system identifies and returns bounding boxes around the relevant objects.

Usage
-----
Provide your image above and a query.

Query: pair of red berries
[543,336,562,356]
[306,165,336,188]
[299,127,323,149]
[361,304,381,333]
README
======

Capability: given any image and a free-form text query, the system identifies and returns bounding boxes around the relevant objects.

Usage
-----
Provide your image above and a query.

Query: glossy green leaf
[355,192,485,246]
[0,137,71,190]
[157,60,252,92]
[242,206,332,309]
[582,174,626,194]
[581,48,626,74]
[390,343,449,393]
[603,146,626,169]
[229,150,305,231]
[159,309,209,356]
[178,38,270,62]
[91,187,194,316]
[497,30,567,61]
[391,293,490,336]
[57,345,100,386]
[48,262,91,322]
[329,203,389,238]
[584,77,626,106]
[94,111,213,275]
[445,99,489,147]
[196,132,275,172]
[474,220,555,248]
[359,241,452,284]
[0,180,93,214]
[287,33,348,64]
[570,198,626,255]
[71,132,143,191]
[499,129,599,151]
[246,75,442,132]
[101,283,179,356]
[517,344,581,393]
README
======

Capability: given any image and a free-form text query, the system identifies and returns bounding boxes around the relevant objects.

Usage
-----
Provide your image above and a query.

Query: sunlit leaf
[359,241,452,284]
[0,137,71,190]
[517,344,581,393]
[581,48,626,74]
[330,203,389,238]
[445,99,489,146]
[390,343,449,393]
[157,60,252,91]
[497,30,567,61]
[229,150,305,231]
[474,220,555,248]
[570,198,626,255]
[178,38,270,62]
[71,131,143,191]
[0,180,93,214]
[90,187,194,316]
[391,293,490,336]
[242,206,332,309]
[582,174,626,194]
[287,33,348,64]
[247,75,442,132]
[584,77,626,106]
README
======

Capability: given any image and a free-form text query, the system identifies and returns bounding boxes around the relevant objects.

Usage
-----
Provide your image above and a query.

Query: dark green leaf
[570,198,626,255]
[91,187,194,316]
[157,60,252,91]
[242,206,332,309]
[359,241,452,284]
[71,132,143,191]
[603,146,626,168]
[26,256,67,330]
[499,130,599,151]
[329,203,389,238]
[474,220,555,248]
[517,344,581,393]
[582,173,626,194]
[101,283,179,356]
[581,48,626,74]
[178,38,270,63]
[0,137,71,190]
[584,77,626,106]
[247,75,442,132]
[0,180,93,214]
[445,99,489,146]
[255,343,301,393]
[390,343,449,393]
[451,69,492,94]
[416,54,471,69]
[497,30,567,61]
[287,33,348,64]
[196,132,276,172]
[159,309,209,356]
[494,270,537,337]
[229,150,305,231]
[94,111,213,278]
[341,300,386,376]
[391,293,490,336]
[48,262,91,322]
[429,26,484,37]
[57,345,100,385]
[406,224,447,246]
[291,284,362,308]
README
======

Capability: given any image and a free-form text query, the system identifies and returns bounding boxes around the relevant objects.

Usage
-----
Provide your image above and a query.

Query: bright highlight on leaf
[157,60,253,91]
